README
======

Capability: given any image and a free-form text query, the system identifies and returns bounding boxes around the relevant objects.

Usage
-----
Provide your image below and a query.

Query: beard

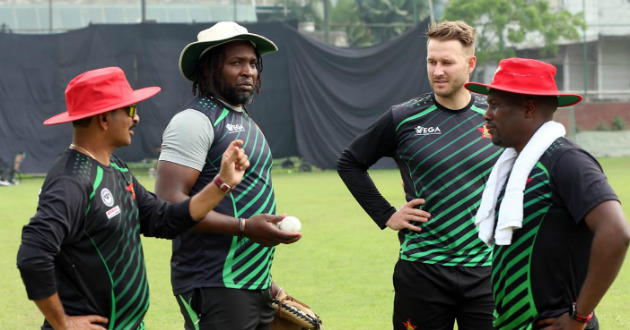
[490,130,503,147]
[214,76,254,106]
[430,69,469,99]
[221,86,254,105]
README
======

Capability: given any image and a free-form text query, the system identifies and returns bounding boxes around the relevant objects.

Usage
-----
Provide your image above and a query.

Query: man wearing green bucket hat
[467,57,629,330]
[155,22,302,330]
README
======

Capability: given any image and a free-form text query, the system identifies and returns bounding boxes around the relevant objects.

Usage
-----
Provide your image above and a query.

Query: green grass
[1,158,628,329]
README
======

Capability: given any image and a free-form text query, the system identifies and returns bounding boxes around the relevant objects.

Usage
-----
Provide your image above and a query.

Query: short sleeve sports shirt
[491,138,619,330]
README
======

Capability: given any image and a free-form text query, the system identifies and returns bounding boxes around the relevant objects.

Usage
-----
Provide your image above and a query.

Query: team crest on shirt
[101,188,114,207]
[403,318,417,330]
[126,183,136,200]
[414,126,442,136]
[477,123,492,140]
[226,123,245,133]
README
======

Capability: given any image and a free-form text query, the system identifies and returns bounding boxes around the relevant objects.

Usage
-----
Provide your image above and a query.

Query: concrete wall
[599,37,630,96]
[564,42,597,93]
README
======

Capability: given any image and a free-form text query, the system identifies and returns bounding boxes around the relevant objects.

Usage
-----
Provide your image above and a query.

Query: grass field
[1,158,628,329]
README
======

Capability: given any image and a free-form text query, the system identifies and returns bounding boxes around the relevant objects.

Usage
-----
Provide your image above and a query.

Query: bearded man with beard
[155,22,301,330]
[337,21,502,330]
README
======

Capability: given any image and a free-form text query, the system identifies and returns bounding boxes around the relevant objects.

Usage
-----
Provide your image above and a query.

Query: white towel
[475,121,566,246]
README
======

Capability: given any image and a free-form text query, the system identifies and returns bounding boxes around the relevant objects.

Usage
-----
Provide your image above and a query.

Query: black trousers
[392,260,495,330]
[176,287,275,330]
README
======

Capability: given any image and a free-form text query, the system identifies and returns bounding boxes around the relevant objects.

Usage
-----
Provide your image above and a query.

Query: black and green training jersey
[492,138,618,330]
[170,96,276,295]
[338,92,502,267]
[17,150,195,330]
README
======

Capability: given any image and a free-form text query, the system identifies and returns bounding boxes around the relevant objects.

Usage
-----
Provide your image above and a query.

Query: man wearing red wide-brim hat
[466,58,629,330]
[16,66,262,330]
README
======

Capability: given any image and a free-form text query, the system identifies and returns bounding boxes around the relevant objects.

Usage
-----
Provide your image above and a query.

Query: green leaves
[443,0,585,65]
[356,0,427,44]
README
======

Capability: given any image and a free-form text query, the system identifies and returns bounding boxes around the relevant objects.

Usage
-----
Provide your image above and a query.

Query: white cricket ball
[277,216,301,233]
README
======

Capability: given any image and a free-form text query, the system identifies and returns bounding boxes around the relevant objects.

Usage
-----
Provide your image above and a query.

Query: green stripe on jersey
[214,113,276,290]
[396,105,437,131]
[395,105,498,267]
[85,232,118,329]
[492,162,550,330]
[471,104,486,115]
[178,295,200,330]
[84,161,150,330]
[86,166,103,214]
[214,108,230,127]
[409,115,479,181]
[222,237,275,289]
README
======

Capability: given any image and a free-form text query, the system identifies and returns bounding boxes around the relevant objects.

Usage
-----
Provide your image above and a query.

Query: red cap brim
[44,86,161,125]
[465,82,583,107]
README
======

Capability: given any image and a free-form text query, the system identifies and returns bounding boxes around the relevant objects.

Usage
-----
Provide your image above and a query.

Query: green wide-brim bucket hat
[178,21,278,82]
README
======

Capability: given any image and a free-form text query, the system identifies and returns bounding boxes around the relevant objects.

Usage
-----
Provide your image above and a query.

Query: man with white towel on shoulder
[466,57,629,330]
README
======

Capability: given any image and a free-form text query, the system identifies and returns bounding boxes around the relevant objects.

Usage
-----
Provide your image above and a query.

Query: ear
[523,99,537,118]
[468,55,477,74]
[97,112,110,131]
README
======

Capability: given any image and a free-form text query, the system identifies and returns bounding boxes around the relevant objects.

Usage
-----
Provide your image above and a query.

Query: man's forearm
[191,210,241,235]
[576,227,629,314]
[337,168,396,228]
[577,200,630,315]
[33,293,109,330]
[34,293,69,330]
[157,182,240,235]
[188,180,231,220]
[337,149,398,228]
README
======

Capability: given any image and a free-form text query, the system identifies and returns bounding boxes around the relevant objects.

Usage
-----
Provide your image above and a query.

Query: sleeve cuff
[171,198,197,224]
[376,207,397,229]
[19,267,57,300]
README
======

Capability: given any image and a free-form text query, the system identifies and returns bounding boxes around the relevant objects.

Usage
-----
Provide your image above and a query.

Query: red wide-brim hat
[44,66,161,125]
[465,58,583,107]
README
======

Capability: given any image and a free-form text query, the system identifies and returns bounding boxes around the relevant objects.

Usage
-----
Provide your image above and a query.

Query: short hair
[191,42,264,97]
[525,95,558,113]
[491,89,559,113]
[72,116,93,128]
[426,20,476,55]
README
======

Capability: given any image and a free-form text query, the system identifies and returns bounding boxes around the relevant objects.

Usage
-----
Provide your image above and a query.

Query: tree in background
[260,0,430,47]
[260,0,322,25]
[356,0,428,44]
[288,0,324,27]
[331,0,373,47]
[443,0,584,66]
[261,0,373,47]
[283,0,373,46]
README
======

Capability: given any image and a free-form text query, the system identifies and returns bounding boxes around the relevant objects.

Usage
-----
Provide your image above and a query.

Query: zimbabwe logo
[403,318,417,330]
[477,123,492,140]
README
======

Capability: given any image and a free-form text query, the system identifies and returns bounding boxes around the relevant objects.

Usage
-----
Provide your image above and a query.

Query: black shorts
[176,287,275,330]
[392,260,494,330]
